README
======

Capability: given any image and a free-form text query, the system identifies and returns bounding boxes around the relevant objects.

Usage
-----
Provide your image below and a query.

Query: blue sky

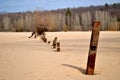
[0,0,120,12]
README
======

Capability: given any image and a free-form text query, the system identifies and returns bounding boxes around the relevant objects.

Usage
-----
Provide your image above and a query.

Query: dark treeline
[0,3,120,32]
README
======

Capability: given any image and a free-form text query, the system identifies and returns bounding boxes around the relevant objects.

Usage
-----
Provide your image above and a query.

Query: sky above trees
[0,0,120,12]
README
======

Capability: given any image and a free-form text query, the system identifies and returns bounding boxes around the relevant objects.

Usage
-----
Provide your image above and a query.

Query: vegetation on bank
[0,3,120,32]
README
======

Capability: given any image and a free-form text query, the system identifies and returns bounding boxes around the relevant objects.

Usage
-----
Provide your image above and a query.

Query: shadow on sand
[62,64,86,75]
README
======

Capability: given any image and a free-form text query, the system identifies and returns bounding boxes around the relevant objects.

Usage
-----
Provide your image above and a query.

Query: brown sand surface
[0,31,120,80]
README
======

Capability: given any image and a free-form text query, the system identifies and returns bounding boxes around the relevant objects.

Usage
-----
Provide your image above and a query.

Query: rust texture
[86,21,101,75]
[86,53,96,75]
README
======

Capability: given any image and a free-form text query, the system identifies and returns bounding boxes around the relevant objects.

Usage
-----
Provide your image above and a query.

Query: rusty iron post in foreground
[86,21,101,75]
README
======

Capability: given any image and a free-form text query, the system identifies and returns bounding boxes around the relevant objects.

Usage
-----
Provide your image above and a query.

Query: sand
[0,31,120,80]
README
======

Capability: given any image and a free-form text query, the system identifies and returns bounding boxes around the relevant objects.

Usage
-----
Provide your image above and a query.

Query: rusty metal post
[53,43,56,48]
[48,41,50,44]
[42,38,47,43]
[57,42,60,52]
[86,21,101,75]
[44,38,47,43]
[52,37,57,48]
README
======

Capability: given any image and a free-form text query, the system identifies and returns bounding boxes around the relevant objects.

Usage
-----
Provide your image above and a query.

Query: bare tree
[81,11,92,30]
[66,8,72,30]
[95,11,110,30]
[3,16,11,31]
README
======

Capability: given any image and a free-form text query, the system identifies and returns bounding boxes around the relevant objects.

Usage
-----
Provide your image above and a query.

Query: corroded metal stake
[57,42,60,52]
[44,38,47,43]
[86,21,101,75]
[48,41,50,44]
[53,37,57,48]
